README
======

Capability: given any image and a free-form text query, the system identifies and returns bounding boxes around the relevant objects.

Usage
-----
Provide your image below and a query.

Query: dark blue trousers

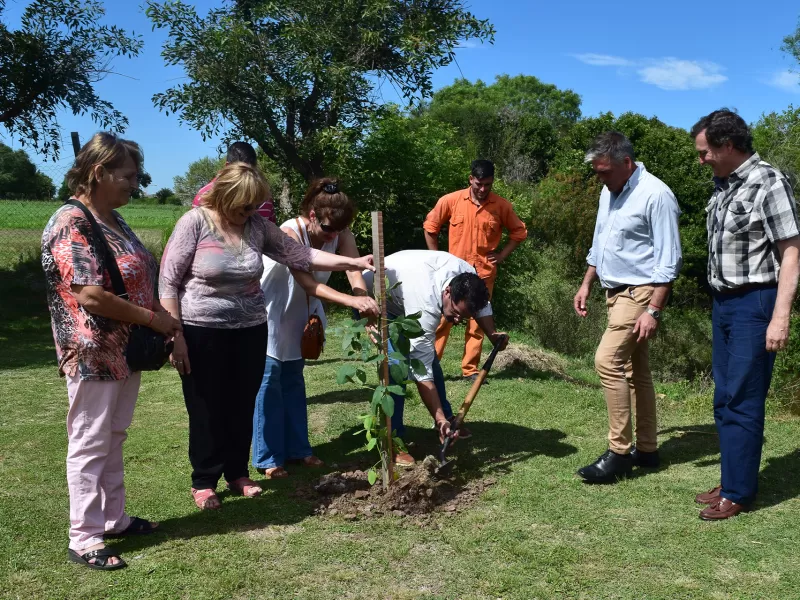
[711,286,777,505]
[386,336,452,439]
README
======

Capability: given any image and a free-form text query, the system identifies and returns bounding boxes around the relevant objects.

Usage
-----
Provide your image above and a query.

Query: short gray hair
[584,131,635,164]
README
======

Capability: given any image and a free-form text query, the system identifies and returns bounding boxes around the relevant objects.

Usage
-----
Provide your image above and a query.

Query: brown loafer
[393,451,415,467]
[699,497,748,521]
[695,485,722,505]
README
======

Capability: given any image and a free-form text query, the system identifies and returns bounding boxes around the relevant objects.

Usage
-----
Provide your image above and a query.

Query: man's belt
[712,283,778,296]
[605,284,634,297]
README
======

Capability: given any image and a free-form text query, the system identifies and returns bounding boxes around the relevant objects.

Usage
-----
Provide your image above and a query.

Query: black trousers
[181,322,268,489]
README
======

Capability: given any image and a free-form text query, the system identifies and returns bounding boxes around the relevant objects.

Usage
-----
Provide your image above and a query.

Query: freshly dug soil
[490,343,574,381]
[303,459,497,520]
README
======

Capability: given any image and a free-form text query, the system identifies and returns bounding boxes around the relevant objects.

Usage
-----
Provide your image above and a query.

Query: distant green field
[0,200,188,267]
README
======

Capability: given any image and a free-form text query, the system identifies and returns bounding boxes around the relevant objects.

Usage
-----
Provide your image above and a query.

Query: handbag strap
[295,217,313,316]
[65,200,129,299]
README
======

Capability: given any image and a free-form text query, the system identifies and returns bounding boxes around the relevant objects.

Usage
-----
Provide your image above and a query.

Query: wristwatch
[646,307,661,320]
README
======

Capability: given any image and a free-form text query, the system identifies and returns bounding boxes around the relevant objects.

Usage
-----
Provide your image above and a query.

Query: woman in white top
[252,178,376,478]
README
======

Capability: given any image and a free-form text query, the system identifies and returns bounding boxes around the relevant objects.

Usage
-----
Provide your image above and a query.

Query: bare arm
[487,239,520,266]
[71,285,181,336]
[337,228,370,295]
[767,237,800,352]
[573,266,598,317]
[424,230,439,251]
[415,380,454,440]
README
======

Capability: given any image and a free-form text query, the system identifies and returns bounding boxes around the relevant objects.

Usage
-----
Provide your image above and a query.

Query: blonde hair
[201,162,270,220]
[66,132,142,197]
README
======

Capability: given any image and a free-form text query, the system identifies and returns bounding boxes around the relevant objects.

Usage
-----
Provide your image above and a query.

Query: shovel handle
[450,335,507,431]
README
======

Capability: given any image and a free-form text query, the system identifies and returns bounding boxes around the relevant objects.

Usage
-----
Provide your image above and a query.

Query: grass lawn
[1,262,800,599]
[0,201,188,266]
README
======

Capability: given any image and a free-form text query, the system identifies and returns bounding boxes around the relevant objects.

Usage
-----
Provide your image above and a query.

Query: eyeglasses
[318,221,342,234]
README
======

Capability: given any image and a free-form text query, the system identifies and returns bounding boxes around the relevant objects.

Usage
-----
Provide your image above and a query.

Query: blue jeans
[252,357,312,469]
[387,336,452,439]
[711,286,777,505]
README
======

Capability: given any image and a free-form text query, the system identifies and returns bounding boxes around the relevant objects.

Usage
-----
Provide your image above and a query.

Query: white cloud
[571,53,727,91]
[571,53,633,67]
[637,59,727,91]
[456,39,483,49]
[766,70,800,93]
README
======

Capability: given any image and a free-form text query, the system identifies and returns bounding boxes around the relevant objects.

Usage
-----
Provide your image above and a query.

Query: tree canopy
[753,105,800,192]
[0,142,55,199]
[0,0,142,160]
[146,0,494,182]
[419,75,581,182]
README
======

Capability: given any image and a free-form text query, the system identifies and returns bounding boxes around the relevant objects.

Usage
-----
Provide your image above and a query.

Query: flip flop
[68,547,127,571]
[105,516,159,538]
[226,477,262,497]
[257,466,289,479]
[192,487,221,510]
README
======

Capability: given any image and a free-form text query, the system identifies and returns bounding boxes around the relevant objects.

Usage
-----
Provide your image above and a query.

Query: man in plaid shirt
[691,109,800,520]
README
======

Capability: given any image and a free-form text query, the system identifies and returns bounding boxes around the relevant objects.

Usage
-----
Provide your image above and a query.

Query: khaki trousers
[435,276,496,376]
[594,285,657,454]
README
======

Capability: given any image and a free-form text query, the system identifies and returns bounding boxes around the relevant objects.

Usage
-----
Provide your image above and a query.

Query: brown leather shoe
[393,451,415,467]
[695,485,722,505]
[699,497,748,521]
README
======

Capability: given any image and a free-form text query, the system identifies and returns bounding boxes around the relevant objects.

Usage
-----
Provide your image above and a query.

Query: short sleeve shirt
[41,204,158,380]
[423,189,528,279]
[706,154,799,291]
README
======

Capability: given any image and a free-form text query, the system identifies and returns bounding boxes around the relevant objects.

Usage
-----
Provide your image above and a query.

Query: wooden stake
[371,211,394,487]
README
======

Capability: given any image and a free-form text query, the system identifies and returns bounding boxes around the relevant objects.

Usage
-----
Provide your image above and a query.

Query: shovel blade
[433,457,456,478]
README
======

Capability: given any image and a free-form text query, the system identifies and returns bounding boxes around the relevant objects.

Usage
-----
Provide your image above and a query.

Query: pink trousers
[65,372,140,551]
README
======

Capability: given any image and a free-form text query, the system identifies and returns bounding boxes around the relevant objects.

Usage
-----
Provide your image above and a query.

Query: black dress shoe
[577,450,632,483]
[631,446,660,468]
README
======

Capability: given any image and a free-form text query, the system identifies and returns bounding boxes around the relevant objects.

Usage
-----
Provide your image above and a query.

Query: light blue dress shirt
[587,163,683,289]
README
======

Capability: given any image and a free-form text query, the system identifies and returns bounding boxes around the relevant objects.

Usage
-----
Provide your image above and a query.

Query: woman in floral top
[42,133,182,570]
[159,162,374,510]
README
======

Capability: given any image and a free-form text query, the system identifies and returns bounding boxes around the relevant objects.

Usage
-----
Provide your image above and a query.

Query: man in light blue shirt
[573,131,682,484]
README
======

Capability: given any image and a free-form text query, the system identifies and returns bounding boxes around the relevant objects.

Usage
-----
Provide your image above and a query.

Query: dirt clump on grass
[305,459,497,521]
[490,343,575,382]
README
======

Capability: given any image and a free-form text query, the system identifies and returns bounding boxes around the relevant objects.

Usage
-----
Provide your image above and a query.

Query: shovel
[434,334,508,477]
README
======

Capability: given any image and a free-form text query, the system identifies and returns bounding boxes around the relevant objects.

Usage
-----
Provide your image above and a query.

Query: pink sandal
[227,477,263,497]
[191,488,221,510]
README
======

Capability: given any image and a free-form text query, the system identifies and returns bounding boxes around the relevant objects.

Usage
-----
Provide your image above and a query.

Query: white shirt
[261,218,339,361]
[363,250,492,382]
[586,163,683,289]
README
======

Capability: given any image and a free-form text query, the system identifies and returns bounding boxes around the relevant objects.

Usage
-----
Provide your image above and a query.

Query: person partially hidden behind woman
[159,163,375,510]
[253,178,378,478]
[42,133,182,570]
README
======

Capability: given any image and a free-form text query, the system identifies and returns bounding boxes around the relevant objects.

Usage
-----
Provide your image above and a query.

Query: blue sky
[2,0,799,191]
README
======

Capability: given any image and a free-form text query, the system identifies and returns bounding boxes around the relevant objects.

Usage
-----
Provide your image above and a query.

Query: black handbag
[66,200,174,372]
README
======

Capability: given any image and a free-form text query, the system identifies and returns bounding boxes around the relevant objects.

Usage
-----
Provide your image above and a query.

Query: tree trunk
[280,177,292,214]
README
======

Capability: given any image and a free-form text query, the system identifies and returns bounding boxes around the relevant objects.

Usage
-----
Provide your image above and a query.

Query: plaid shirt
[707,153,799,291]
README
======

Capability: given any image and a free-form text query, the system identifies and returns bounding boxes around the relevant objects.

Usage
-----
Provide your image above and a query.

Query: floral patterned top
[159,208,316,329]
[41,204,158,381]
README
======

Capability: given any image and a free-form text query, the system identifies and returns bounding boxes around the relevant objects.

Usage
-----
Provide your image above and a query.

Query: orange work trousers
[434,276,495,376]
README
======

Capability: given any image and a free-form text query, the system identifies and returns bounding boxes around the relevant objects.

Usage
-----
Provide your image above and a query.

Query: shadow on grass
[113,422,577,554]
[307,387,373,405]
[757,449,800,509]
[0,257,55,370]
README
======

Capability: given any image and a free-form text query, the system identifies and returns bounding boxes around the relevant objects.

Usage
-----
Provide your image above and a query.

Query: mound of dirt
[304,461,497,520]
[490,343,573,381]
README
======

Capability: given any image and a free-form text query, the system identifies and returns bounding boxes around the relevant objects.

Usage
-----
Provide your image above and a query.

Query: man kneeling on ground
[363,250,508,466]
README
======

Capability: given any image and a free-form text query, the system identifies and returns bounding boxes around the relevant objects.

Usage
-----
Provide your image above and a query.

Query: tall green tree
[420,75,582,182]
[146,0,494,182]
[0,142,55,199]
[0,0,142,159]
[173,156,225,205]
[753,105,800,193]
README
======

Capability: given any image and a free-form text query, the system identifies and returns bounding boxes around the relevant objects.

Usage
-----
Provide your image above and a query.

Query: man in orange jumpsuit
[423,160,527,383]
